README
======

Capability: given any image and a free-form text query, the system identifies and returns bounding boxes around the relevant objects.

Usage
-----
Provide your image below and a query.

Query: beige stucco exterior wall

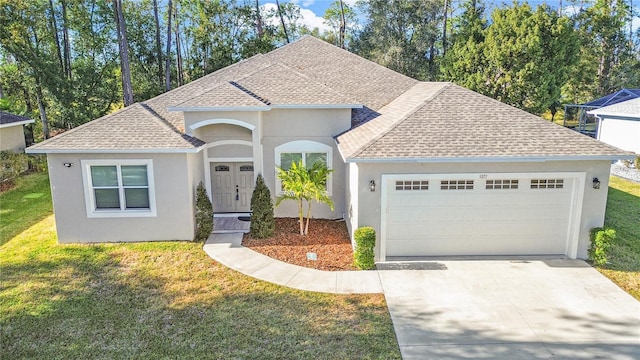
[183,107,352,219]
[261,108,352,219]
[47,152,197,243]
[0,125,27,152]
[351,160,612,260]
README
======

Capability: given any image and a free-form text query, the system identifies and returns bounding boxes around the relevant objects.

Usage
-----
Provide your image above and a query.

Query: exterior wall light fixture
[592,177,601,189]
[63,162,74,168]
[369,180,376,192]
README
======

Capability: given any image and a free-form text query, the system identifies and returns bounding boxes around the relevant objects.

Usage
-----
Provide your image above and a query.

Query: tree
[441,2,578,115]
[275,160,334,236]
[440,0,488,90]
[563,0,636,103]
[249,174,275,238]
[165,0,173,91]
[323,0,357,49]
[353,0,444,80]
[113,0,134,106]
[152,0,163,90]
[194,181,213,242]
[275,0,290,43]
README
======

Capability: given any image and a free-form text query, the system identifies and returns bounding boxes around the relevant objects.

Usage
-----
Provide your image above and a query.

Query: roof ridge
[171,80,269,108]
[230,81,271,105]
[347,82,452,159]
[233,62,357,105]
[150,53,270,107]
[269,62,358,103]
[266,36,416,87]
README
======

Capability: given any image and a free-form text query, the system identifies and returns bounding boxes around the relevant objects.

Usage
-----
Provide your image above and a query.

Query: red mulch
[242,218,356,271]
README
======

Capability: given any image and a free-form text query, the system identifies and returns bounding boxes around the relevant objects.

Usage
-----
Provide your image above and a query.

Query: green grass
[598,176,640,300]
[0,172,52,246]
[0,173,401,359]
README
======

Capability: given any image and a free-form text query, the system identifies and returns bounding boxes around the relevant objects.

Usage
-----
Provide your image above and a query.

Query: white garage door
[383,173,582,258]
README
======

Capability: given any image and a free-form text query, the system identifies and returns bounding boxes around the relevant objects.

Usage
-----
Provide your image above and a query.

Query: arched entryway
[191,118,261,214]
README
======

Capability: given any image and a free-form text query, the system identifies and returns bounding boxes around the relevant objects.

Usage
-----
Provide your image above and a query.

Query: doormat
[238,216,251,222]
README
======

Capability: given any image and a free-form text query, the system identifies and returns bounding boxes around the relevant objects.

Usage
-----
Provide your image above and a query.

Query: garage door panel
[384,174,576,257]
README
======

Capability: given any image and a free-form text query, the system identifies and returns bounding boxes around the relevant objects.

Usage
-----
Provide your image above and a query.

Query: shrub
[589,227,616,266]
[194,182,214,242]
[1,151,29,182]
[28,154,48,173]
[635,156,640,169]
[250,174,275,238]
[354,226,376,270]
[0,152,47,183]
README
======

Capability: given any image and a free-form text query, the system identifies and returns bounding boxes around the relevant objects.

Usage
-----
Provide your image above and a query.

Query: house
[0,110,34,152]
[588,98,640,154]
[27,36,634,261]
[564,88,640,137]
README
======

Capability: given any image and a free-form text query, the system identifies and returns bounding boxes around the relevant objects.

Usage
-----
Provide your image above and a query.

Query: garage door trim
[380,172,586,261]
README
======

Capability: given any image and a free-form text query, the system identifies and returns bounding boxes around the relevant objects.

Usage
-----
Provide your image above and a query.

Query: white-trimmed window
[82,159,156,218]
[275,140,333,195]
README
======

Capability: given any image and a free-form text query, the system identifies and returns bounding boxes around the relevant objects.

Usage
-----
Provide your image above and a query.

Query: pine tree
[194,181,213,242]
[250,174,275,238]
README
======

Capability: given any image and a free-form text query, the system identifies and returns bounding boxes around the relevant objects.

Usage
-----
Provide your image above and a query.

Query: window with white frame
[275,140,333,195]
[82,159,156,217]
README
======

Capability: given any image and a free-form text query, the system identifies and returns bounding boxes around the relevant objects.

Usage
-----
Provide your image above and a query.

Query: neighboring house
[588,98,640,154]
[0,110,35,152]
[27,36,634,261]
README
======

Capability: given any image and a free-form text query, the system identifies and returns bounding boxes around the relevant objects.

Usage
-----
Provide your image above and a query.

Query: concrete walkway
[203,233,383,294]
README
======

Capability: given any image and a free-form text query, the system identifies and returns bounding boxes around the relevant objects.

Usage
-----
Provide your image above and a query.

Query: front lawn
[0,173,400,359]
[599,176,640,300]
[0,172,52,246]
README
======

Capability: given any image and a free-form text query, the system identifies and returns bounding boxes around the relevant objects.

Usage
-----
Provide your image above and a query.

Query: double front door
[211,162,255,212]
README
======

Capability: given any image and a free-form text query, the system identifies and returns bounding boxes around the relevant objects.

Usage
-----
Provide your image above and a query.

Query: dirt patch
[0,179,16,193]
[242,218,356,271]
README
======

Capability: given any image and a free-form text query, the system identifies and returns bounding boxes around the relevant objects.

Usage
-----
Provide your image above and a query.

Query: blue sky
[260,0,640,34]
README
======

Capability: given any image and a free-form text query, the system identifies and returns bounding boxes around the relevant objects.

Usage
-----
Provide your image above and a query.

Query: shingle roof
[25,36,633,160]
[267,36,417,110]
[0,110,34,127]
[588,98,640,118]
[337,82,449,158]
[27,103,204,152]
[339,83,634,161]
[232,63,357,106]
[170,82,270,110]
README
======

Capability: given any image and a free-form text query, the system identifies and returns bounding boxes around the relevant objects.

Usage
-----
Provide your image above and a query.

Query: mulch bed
[242,218,357,271]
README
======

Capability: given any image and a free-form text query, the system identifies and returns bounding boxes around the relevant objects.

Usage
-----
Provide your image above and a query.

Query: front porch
[213,213,250,233]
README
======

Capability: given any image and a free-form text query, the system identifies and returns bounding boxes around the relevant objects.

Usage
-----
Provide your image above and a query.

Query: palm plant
[276,160,334,236]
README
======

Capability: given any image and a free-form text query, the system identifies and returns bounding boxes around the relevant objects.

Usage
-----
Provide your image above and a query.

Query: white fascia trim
[587,113,640,120]
[167,106,270,112]
[346,155,637,163]
[26,148,201,154]
[270,104,363,109]
[0,119,35,128]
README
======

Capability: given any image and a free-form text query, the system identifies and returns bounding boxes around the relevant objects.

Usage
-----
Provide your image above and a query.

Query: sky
[260,0,640,34]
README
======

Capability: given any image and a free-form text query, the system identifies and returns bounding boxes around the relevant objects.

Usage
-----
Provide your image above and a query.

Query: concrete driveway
[377,259,640,360]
